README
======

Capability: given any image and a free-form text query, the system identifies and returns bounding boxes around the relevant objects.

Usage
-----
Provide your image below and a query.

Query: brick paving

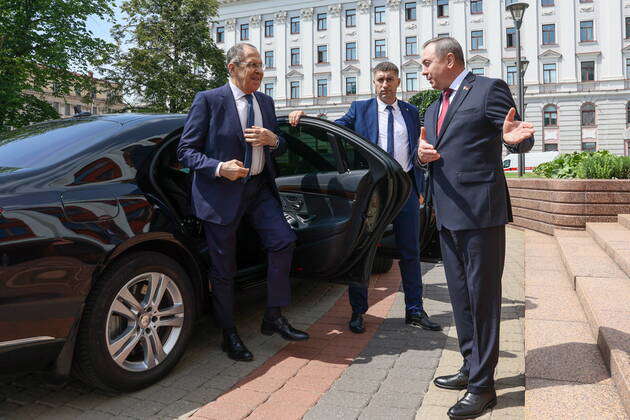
[0,227,527,419]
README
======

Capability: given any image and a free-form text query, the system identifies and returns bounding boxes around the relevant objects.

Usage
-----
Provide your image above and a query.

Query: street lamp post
[507,1,529,177]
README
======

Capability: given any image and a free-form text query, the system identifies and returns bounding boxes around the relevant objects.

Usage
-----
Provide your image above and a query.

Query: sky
[86,1,124,47]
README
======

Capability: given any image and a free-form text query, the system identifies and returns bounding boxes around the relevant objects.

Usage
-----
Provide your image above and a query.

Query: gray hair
[422,37,465,65]
[373,61,399,77]
[226,42,257,65]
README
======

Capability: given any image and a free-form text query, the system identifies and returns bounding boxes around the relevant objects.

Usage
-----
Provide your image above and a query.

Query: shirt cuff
[215,161,223,178]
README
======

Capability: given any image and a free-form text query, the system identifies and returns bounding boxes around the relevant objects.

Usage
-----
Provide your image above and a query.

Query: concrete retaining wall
[507,179,630,235]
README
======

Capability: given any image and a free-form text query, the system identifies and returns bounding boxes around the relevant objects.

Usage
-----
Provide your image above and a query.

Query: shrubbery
[533,151,630,179]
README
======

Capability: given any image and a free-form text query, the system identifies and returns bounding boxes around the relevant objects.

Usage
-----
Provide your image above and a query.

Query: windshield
[0,119,121,173]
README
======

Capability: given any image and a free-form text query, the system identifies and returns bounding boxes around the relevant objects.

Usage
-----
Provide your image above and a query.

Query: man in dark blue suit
[177,43,308,362]
[418,37,534,419]
[289,62,441,334]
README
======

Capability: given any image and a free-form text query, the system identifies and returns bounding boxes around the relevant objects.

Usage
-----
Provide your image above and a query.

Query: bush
[409,90,441,126]
[533,151,630,179]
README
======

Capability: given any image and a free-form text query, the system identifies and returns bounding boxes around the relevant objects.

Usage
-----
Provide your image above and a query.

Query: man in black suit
[418,37,534,419]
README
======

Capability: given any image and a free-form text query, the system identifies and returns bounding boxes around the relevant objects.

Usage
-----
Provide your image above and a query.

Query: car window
[277,124,337,176]
[339,138,370,171]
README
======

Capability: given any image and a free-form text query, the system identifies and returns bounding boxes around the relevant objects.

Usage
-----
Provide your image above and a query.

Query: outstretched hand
[417,127,441,164]
[503,107,535,145]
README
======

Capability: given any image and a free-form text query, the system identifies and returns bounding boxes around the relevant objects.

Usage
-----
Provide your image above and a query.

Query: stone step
[586,222,630,278]
[619,214,630,230]
[554,228,630,416]
[524,230,628,419]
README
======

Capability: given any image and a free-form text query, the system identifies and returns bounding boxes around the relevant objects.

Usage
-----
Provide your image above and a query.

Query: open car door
[275,116,410,288]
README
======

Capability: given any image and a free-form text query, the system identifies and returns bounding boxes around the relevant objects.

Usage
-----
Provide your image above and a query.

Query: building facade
[215,0,630,155]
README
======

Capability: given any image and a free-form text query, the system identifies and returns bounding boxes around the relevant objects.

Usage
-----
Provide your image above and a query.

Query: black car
[0,114,438,391]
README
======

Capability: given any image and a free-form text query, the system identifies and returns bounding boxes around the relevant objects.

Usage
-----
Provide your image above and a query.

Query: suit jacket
[424,72,534,231]
[177,83,286,225]
[335,98,424,196]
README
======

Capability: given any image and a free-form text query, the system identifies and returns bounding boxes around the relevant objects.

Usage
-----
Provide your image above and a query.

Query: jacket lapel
[431,101,440,145]
[253,91,272,130]
[400,102,416,155]
[222,83,246,143]
[367,98,379,145]
[435,72,475,148]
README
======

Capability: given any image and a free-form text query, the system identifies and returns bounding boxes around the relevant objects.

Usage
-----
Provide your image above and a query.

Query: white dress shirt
[438,68,471,114]
[376,98,412,172]
[216,81,265,177]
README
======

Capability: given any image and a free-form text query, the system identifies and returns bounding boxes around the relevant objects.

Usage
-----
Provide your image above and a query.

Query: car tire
[73,251,194,392]
[371,255,394,274]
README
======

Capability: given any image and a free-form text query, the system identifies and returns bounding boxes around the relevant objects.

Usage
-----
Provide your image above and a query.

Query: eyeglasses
[235,61,264,70]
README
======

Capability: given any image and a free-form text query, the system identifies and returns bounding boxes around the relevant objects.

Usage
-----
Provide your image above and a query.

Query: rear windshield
[0,119,121,173]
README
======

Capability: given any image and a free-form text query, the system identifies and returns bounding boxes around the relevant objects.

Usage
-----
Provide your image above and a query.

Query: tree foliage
[107,0,228,113]
[0,0,115,131]
[409,89,441,126]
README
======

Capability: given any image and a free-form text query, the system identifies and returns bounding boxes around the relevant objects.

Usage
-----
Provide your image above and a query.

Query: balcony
[577,81,599,92]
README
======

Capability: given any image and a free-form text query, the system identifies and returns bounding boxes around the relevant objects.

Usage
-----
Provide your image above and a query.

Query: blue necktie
[386,105,395,156]
[243,94,254,180]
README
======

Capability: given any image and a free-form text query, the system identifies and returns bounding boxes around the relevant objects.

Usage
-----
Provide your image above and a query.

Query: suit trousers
[438,225,505,393]
[348,184,423,314]
[202,174,297,329]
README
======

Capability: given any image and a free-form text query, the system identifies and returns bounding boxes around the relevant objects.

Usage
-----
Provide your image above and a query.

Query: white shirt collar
[376,97,399,112]
[448,69,471,93]
[229,79,250,101]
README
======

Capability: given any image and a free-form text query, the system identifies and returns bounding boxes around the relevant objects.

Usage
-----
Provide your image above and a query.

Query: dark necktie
[386,105,394,156]
[243,94,254,179]
[437,88,453,136]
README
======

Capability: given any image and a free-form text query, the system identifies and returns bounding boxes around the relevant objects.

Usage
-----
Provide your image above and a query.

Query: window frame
[290,48,301,66]
[216,26,225,43]
[346,9,356,27]
[471,30,484,50]
[346,76,357,95]
[506,27,515,48]
[374,5,386,24]
[264,50,274,68]
[405,36,418,56]
[264,20,274,38]
[580,20,594,42]
[264,83,274,97]
[374,39,387,58]
[405,72,419,91]
[542,24,556,45]
[317,13,327,31]
[506,65,517,85]
[580,60,595,82]
[240,23,249,41]
[543,63,557,84]
[543,104,558,127]
[580,103,596,127]
[345,41,357,61]
[470,0,483,15]
[317,79,328,97]
[541,0,554,7]
[290,81,300,99]
[290,16,300,34]
[317,44,328,64]
[437,0,449,18]
[405,2,417,21]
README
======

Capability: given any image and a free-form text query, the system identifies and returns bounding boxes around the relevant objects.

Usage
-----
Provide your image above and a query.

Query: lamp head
[506,2,529,27]
[521,59,530,74]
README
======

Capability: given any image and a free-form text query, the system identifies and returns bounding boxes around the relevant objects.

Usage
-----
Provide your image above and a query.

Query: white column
[419,0,433,90]
[357,0,373,95]
[249,15,262,53]
[275,12,287,101]
[225,18,236,49]
[387,0,402,68]
[301,8,315,100]
[451,0,467,63]
[519,0,539,85]
[597,0,623,80]
[558,0,577,82]
[329,4,343,98]
[484,0,501,78]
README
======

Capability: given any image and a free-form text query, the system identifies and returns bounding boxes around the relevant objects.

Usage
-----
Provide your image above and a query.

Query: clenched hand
[417,127,441,164]
[503,107,535,145]
[244,126,278,147]
[219,159,249,181]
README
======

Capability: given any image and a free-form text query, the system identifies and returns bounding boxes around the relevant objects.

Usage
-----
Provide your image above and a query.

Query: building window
[264,83,274,97]
[581,61,595,81]
[216,26,225,43]
[405,36,418,55]
[581,103,596,126]
[346,9,356,27]
[437,33,450,38]
[626,102,630,124]
[374,6,385,24]
[240,24,249,40]
[506,27,515,48]
[346,77,357,95]
[317,13,327,31]
[625,139,630,157]
[264,51,274,68]
[290,81,300,99]
[375,39,386,58]
[290,48,300,66]
[471,30,484,50]
[317,79,328,97]
[543,63,557,83]
[437,0,449,18]
[543,104,558,127]
[470,0,483,14]
[472,68,485,76]
[626,17,630,38]
[317,45,328,63]
[541,0,554,6]
[406,72,419,91]
[580,21,594,42]
[290,16,300,34]
[544,143,559,151]
[264,20,274,37]
[405,2,416,21]
[346,42,357,60]
[542,24,555,45]
[65,103,71,115]
[582,141,596,152]
[626,58,630,78]
[506,65,517,85]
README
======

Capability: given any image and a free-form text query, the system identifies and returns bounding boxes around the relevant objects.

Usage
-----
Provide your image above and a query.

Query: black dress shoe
[434,371,469,390]
[406,310,443,331]
[261,316,309,341]
[348,313,365,334]
[221,332,253,362]
[447,391,497,419]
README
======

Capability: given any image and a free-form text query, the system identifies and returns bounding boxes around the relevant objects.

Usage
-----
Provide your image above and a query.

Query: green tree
[108,0,228,113]
[0,0,115,131]
[409,89,441,126]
